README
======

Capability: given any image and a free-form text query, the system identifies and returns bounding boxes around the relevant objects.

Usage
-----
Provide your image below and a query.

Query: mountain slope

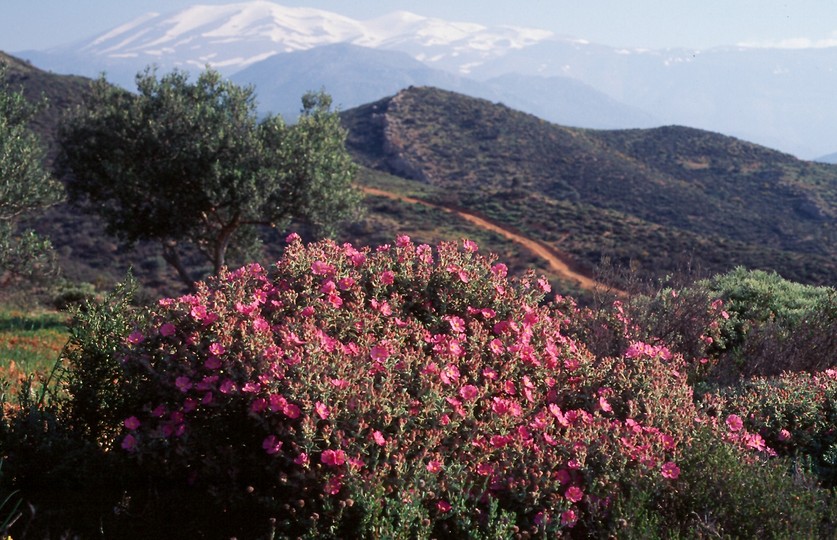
[230,43,654,128]
[0,52,91,161]
[342,86,837,286]
[230,43,489,119]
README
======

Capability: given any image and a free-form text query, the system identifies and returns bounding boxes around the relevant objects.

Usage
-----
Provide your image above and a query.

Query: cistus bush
[115,235,695,537]
[701,369,837,488]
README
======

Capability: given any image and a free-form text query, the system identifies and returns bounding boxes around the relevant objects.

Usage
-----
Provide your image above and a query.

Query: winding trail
[361,186,616,294]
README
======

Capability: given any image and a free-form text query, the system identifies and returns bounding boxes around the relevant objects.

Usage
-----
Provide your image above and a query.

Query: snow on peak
[65,1,555,74]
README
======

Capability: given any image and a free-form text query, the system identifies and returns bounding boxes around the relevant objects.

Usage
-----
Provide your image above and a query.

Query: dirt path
[361,186,615,294]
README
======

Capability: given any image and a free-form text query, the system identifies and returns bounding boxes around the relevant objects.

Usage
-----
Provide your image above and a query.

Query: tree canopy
[59,67,360,288]
[0,66,63,285]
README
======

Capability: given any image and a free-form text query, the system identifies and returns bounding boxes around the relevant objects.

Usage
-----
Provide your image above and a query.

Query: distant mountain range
[12,1,837,159]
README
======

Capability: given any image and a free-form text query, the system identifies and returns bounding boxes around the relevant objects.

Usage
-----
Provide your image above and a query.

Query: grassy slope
[0,307,67,375]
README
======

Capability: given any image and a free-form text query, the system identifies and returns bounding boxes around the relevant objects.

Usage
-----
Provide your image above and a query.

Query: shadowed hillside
[342,86,837,287]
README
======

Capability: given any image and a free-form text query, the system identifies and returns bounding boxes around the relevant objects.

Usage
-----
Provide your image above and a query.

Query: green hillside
[4,52,837,295]
[342,86,837,287]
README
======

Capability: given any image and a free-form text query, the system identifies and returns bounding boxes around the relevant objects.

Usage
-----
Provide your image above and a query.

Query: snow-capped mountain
[12,0,837,158]
[39,1,553,79]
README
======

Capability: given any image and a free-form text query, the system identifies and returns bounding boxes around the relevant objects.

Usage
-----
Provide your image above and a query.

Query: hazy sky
[2,0,837,52]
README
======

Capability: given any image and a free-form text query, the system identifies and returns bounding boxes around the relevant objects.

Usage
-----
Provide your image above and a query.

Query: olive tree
[0,66,63,285]
[59,67,360,288]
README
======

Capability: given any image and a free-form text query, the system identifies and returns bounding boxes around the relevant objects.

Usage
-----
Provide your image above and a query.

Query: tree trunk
[213,214,241,275]
[161,240,196,291]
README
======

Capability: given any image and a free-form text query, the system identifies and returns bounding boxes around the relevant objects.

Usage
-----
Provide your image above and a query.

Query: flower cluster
[700,369,837,485]
[117,236,695,534]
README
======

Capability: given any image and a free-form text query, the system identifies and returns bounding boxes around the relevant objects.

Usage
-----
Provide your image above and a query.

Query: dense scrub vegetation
[1,237,835,538]
[342,87,837,287]
[2,52,837,538]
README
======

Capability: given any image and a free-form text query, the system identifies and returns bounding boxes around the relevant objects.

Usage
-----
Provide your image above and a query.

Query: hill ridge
[342,86,837,287]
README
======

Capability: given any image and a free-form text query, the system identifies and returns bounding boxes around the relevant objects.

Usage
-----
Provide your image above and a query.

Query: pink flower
[599,396,612,413]
[242,381,260,393]
[127,330,144,345]
[321,449,347,467]
[283,403,301,419]
[190,305,207,321]
[725,414,744,432]
[370,343,390,363]
[564,486,584,503]
[262,435,283,455]
[209,343,226,357]
[372,430,387,446]
[778,429,792,442]
[219,379,236,394]
[490,434,512,448]
[492,397,512,416]
[426,460,442,473]
[252,317,270,333]
[561,509,578,527]
[159,323,176,337]
[311,260,335,276]
[459,384,479,401]
[744,432,767,452]
[537,277,552,293]
[121,434,137,452]
[440,364,460,386]
[446,315,466,333]
[660,433,676,451]
[491,263,508,278]
[250,397,267,413]
[315,401,330,420]
[416,244,433,264]
[396,235,411,247]
[324,475,342,495]
[124,416,141,430]
[285,232,301,243]
[436,500,452,513]
[294,452,309,466]
[462,239,479,252]
[380,270,395,285]
[661,461,681,480]
[204,356,221,370]
[175,376,192,393]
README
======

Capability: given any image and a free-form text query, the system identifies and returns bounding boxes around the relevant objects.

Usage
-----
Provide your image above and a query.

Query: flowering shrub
[701,368,837,487]
[562,284,732,388]
[115,236,696,536]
